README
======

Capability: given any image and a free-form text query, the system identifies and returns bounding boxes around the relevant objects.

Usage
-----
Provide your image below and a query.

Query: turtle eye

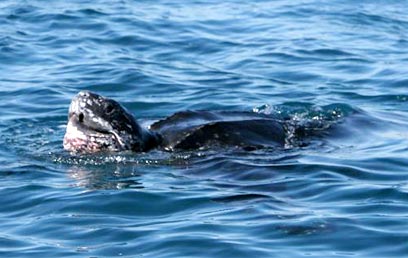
[78,113,84,123]
[106,104,114,114]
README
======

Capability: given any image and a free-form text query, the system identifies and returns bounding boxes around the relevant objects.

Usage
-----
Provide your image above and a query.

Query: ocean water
[1,0,408,257]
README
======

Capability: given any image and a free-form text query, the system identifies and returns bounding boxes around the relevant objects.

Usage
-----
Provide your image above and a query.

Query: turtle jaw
[63,117,123,153]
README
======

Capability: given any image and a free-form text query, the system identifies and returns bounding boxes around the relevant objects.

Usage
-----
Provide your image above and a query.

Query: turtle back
[149,110,286,151]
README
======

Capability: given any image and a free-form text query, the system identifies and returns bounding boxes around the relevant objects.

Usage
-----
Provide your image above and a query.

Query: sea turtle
[63,91,291,153]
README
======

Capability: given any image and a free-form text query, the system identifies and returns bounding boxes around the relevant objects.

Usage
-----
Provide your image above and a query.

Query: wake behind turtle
[63,91,332,153]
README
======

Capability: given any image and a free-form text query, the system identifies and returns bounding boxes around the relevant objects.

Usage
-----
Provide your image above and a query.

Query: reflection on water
[68,165,144,190]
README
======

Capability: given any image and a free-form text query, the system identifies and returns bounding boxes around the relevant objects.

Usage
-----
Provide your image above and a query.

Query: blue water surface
[1,0,408,257]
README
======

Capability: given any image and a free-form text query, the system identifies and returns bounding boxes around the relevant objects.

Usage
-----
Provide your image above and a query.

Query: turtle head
[63,91,155,153]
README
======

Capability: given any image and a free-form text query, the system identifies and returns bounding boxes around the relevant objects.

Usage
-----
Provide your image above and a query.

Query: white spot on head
[79,91,90,97]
